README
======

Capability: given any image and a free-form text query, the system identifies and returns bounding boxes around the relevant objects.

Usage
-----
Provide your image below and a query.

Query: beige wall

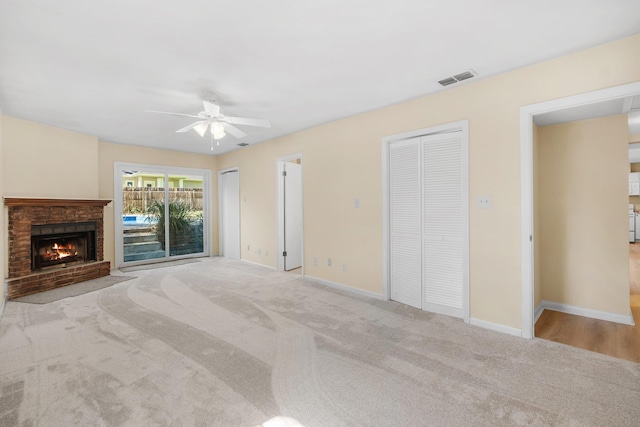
[538,115,630,315]
[217,33,640,329]
[98,142,218,267]
[2,116,100,198]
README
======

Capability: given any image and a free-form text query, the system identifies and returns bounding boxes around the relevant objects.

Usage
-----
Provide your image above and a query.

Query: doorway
[218,168,240,260]
[531,96,640,363]
[277,154,303,272]
[520,80,640,340]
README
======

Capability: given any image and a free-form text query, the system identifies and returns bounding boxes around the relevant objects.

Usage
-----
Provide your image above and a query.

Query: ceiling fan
[147,100,271,146]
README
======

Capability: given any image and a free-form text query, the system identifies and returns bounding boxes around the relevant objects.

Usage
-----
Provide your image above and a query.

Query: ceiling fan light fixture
[193,122,209,137]
[211,122,226,140]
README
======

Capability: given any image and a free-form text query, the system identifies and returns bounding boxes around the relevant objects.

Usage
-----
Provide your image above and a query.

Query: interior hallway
[535,243,640,363]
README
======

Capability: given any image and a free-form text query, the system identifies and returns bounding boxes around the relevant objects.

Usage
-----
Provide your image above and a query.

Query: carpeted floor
[0,258,639,426]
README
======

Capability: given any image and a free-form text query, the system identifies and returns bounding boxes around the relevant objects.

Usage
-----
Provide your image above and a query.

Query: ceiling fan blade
[223,116,271,128]
[222,122,247,138]
[176,120,207,133]
[202,101,221,117]
[146,110,202,119]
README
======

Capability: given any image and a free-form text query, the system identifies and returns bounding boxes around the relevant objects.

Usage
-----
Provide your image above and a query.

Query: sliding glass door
[167,174,204,256]
[115,163,210,267]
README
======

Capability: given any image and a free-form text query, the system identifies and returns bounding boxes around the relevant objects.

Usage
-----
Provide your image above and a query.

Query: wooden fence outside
[122,187,204,214]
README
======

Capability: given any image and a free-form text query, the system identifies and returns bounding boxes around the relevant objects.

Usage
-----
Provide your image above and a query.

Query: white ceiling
[1,1,639,155]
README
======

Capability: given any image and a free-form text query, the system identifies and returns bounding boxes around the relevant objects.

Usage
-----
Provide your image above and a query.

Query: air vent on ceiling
[438,69,477,87]
[237,142,249,147]
[438,77,457,86]
[453,71,475,81]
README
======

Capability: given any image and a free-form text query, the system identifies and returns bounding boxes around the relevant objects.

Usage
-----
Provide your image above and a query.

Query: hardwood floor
[535,244,640,363]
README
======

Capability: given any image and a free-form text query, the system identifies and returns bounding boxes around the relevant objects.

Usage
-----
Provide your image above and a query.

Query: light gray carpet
[0,258,639,426]
[12,275,136,304]
[118,258,201,272]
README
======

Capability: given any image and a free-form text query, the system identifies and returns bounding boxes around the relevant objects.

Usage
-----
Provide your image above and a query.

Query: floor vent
[438,69,477,87]
[237,142,249,147]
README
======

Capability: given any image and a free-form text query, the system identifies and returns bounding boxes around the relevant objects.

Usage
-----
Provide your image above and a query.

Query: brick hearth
[4,198,111,299]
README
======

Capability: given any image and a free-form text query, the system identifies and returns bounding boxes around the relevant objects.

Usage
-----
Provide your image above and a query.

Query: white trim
[114,162,211,269]
[304,275,385,300]
[276,153,304,273]
[240,259,276,270]
[541,300,635,326]
[381,138,390,301]
[218,166,240,259]
[622,96,633,113]
[460,122,470,324]
[381,119,470,322]
[520,81,640,340]
[534,303,544,324]
[520,112,534,339]
[422,302,462,319]
[470,318,522,337]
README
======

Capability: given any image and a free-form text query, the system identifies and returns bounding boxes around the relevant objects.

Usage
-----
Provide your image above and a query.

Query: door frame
[114,162,211,268]
[520,80,640,339]
[382,120,470,323]
[276,153,304,272]
[218,166,240,258]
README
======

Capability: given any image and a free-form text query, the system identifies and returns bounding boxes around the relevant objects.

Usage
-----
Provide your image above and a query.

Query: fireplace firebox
[31,222,97,271]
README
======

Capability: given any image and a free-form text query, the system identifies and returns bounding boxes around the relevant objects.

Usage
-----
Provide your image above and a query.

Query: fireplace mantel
[3,197,111,207]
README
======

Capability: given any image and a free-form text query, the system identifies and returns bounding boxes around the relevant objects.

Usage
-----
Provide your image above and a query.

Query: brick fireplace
[4,198,111,299]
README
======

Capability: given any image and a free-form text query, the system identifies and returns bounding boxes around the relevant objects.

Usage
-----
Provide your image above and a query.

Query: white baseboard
[541,300,635,326]
[534,303,544,324]
[240,259,276,270]
[469,318,522,337]
[304,275,385,300]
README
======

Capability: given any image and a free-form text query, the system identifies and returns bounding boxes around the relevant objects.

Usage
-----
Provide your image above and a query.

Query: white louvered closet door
[389,138,422,309]
[422,132,463,318]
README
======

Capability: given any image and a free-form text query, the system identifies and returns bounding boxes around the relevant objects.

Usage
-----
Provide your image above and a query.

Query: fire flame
[43,242,78,261]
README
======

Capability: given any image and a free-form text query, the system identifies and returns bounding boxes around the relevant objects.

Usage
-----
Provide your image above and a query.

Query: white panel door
[422,132,463,318]
[284,162,303,270]
[389,138,422,309]
[221,170,240,260]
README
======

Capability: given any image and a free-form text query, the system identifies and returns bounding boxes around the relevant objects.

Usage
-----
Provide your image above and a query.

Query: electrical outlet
[265,250,268,256]
[247,244,250,251]
[327,258,332,267]
[477,195,492,209]
[342,264,347,272]
[256,248,261,255]
[313,257,318,266]
[354,198,360,208]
